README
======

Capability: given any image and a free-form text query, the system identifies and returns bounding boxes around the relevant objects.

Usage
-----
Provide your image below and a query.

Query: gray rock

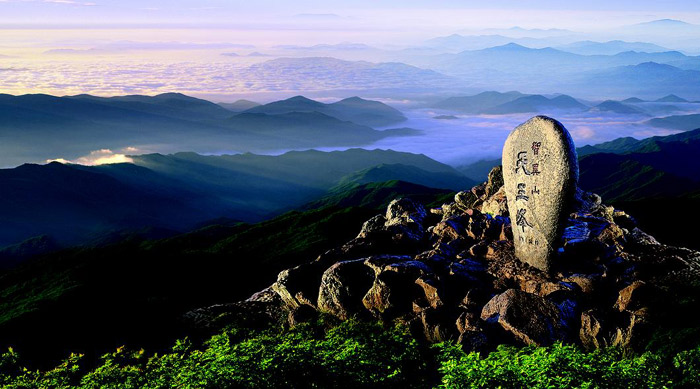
[272,262,326,309]
[385,198,426,227]
[481,289,569,346]
[356,214,387,238]
[317,259,375,320]
[502,116,579,272]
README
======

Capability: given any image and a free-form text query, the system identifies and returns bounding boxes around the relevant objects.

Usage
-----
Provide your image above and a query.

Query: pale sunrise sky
[1,0,700,98]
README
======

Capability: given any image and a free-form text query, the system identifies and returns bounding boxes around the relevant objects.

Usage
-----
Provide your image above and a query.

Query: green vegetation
[436,343,700,389]
[0,180,451,368]
[2,319,700,388]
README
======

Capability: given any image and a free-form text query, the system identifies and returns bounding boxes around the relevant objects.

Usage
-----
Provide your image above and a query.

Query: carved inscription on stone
[502,116,579,272]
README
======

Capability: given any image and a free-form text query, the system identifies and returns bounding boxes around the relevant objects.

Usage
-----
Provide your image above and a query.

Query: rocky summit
[186,166,700,353]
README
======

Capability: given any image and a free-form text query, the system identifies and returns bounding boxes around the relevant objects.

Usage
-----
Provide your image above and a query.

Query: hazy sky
[1,0,700,97]
[0,0,698,166]
[2,0,700,30]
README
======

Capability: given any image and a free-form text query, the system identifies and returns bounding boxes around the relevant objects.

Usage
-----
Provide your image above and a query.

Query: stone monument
[502,116,579,272]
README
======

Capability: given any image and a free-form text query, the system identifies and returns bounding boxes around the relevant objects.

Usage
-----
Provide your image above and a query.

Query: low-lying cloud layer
[48,148,135,166]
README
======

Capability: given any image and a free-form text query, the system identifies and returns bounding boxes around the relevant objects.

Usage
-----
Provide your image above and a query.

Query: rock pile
[187,166,700,352]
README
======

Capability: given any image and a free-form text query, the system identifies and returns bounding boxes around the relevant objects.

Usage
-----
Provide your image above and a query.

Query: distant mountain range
[588,100,647,115]
[243,95,406,127]
[656,94,689,102]
[423,43,691,76]
[432,91,527,113]
[481,94,587,114]
[646,114,700,130]
[572,62,700,98]
[577,131,700,201]
[241,57,459,92]
[0,93,411,167]
[432,91,588,115]
[423,34,556,52]
[408,42,700,98]
[554,40,671,55]
[433,91,588,114]
[0,149,474,249]
[218,99,261,112]
[433,90,699,116]
[424,35,673,56]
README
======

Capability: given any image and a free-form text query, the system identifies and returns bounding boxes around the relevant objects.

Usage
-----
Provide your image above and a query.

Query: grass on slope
[0,181,452,368]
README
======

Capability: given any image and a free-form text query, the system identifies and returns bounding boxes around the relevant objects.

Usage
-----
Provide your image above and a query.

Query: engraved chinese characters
[502,116,579,272]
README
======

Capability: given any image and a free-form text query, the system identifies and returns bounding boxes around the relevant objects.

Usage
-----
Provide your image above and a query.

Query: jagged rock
[210,155,700,353]
[318,259,375,320]
[386,198,426,232]
[344,199,428,257]
[522,279,574,298]
[579,309,611,350]
[432,216,468,244]
[562,273,601,295]
[610,310,650,350]
[363,259,428,319]
[459,289,489,310]
[614,281,652,312]
[471,183,486,201]
[484,166,504,198]
[357,214,387,238]
[627,228,660,247]
[415,276,444,310]
[454,191,478,211]
[272,262,327,309]
[246,286,279,303]
[579,307,651,351]
[418,307,460,343]
[363,255,413,274]
[455,311,481,333]
[481,186,508,217]
[183,299,282,334]
[481,289,568,346]
[612,210,636,230]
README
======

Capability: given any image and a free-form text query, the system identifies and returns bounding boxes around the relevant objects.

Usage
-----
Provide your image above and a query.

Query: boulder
[418,307,461,343]
[455,311,481,334]
[579,309,611,350]
[484,165,504,198]
[363,260,429,319]
[386,198,426,228]
[481,289,569,346]
[481,186,508,217]
[454,191,478,211]
[415,276,444,310]
[356,214,387,238]
[272,262,327,309]
[317,259,375,320]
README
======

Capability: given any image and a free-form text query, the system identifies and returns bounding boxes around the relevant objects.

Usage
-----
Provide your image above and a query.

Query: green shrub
[435,342,672,389]
[2,322,700,388]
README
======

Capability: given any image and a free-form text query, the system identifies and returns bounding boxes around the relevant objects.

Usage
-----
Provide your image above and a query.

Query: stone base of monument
[185,165,700,352]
